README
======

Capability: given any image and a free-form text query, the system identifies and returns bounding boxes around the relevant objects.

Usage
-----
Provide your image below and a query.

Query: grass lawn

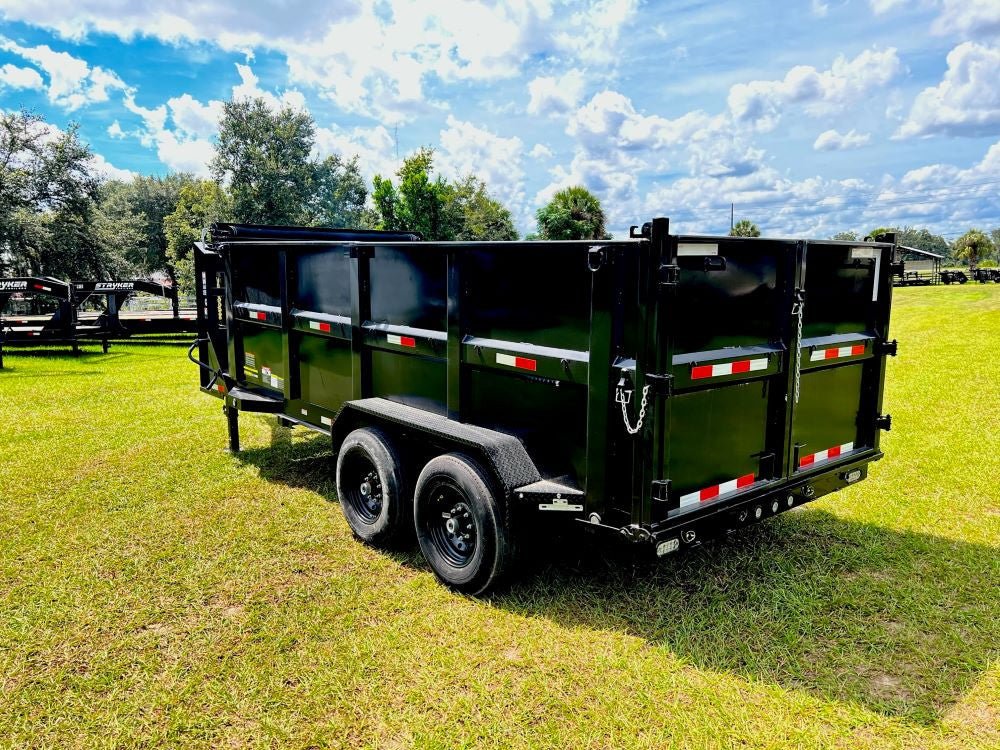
[1,286,997,749]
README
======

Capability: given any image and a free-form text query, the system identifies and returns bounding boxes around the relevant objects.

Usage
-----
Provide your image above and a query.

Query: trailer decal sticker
[690,357,768,380]
[309,320,332,333]
[0,280,28,291]
[32,283,52,292]
[677,242,719,256]
[245,352,256,368]
[809,344,865,362]
[799,441,854,468]
[253,311,267,321]
[387,333,416,347]
[320,416,332,426]
[496,353,538,371]
[679,472,756,509]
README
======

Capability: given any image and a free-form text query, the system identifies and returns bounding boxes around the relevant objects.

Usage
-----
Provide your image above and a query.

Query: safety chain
[619,383,651,435]
[792,296,804,404]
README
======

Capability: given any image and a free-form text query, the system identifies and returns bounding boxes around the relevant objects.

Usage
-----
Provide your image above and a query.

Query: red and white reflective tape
[32,283,51,292]
[496,352,537,371]
[216,383,226,393]
[810,344,865,362]
[799,441,854,468]
[387,333,416,348]
[679,472,756,509]
[309,320,332,333]
[253,311,267,321]
[691,357,768,380]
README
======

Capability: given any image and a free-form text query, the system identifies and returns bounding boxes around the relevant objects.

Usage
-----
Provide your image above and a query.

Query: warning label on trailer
[246,352,256,368]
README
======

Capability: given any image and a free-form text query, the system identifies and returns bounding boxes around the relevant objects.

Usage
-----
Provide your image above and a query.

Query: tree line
[2,102,995,293]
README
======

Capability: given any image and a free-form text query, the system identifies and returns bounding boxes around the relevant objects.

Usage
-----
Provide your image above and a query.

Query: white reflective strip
[711,362,731,377]
[810,350,825,362]
[679,490,702,508]
[387,334,402,345]
[496,353,517,367]
[678,242,719,256]
[748,358,768,371]
[320,416,332,426]
[309,321,322,330]
[300,408,308,416]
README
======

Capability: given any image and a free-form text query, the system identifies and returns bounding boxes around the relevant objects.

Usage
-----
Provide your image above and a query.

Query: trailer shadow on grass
[499,514,998,726]
[235,427,997,727]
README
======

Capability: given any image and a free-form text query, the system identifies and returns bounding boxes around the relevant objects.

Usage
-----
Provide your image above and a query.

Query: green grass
[1,287,997,749]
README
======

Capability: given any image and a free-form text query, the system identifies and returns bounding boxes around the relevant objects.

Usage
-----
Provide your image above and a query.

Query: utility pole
[730,203,734,231]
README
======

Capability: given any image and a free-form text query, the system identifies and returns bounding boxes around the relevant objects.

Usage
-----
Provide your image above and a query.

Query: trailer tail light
[690,357,767,380]
[679,472,755,509]
[496,353,537,371]
[387,333,416,347]
[799,441,854,468]
[656,538,679,557]
[309,321,332,333]
[810,344,865,362]
[253,311,267,321]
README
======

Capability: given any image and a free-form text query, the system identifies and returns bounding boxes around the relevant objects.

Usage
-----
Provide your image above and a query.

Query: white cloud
[728,47,902,131]
[554,0,639,63]
[0,63,44,90]
[313,124,397,180]
[232,63,306,111]
[869,0,908,13]
[811,0,830,18]
[107,120,125,139]
[814,128,872,151]
[932,0,1000,39]
[529,143,553,159]
[526,69,585,117]
[88,151,134,182]
[168,94,224,139]
[896,42,1000,138]
[437,115,525,213]
[0,35,124,110]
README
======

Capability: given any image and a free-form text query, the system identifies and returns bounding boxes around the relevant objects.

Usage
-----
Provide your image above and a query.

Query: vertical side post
[349,246,372,400]
[584,244,614,520]
[446,249,463,420]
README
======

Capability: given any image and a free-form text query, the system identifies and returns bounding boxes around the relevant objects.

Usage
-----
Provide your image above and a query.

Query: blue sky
[0,0,998,239]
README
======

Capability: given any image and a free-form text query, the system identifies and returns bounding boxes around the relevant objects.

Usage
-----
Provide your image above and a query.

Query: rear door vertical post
[584,242,615,520]
[446,248,463,421]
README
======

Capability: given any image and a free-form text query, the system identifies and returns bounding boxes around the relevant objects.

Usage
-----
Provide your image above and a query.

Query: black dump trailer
[891,245,943,286]
[192,219,898,594]
[0,276,109,367]
[72,280,198,336]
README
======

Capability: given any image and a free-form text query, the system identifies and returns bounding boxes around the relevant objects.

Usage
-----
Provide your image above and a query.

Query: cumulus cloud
[437,115,525,213]
[168,94,224,139]
[529,143,553,159]
[313,124,397,180]
[0,63,44,90]
[0,35,124,110]
[814,128,872,151]
[896,42,1000,138]
[88,151,135,182]
[728,47,902,131]
[931,0,1000,39]
[526,69,585,117]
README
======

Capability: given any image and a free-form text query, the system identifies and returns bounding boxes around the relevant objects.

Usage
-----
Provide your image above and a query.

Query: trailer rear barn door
[791,243,883,473]
[660,239,788,516]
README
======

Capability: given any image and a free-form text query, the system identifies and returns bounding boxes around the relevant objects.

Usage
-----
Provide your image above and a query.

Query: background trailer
[0,277,109,368]
[191,219,898,594]
[72,280,198,337]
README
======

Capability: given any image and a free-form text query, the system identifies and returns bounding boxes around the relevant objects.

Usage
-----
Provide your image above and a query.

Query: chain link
[619,383,651,435]
[793,297,804,404]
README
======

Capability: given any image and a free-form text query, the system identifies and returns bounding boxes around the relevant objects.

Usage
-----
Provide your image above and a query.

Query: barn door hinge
[644,372,674,396]
[658,264,680,286]
[651,479,671,503]
[875,413,892,431]
[875,339,898,357]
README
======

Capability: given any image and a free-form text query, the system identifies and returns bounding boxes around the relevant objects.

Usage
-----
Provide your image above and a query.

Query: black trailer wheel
[414,454,512,596]
[336,427,407,546]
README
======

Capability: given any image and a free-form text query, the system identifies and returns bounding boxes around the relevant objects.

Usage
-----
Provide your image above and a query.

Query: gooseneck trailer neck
[191,218,898,594]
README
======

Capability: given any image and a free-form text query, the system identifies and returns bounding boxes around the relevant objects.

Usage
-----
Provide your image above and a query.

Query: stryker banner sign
[95,282,136,291]
[0,280,28,291]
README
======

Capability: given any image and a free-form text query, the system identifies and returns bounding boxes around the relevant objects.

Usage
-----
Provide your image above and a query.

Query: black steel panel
[240,327,285,393]
[294,249,352,317]
[792,364,865,470]
[298,334,353,411]
[369,246,446,331]
[369,349,447,415]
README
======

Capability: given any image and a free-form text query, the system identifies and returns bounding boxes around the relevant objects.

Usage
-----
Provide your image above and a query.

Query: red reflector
[851,344,865,356]
[319,322,331,332]
[33,284,44,290]
[824,348,838,359]
[691,365,713,379]
[514,356,537,371]
[254,311,266,320]
[700,485,720,501]
[731,359,751,374]
[736,473,755,488]
[800,453,815,467]
[401,336,416,347]
[216,384,225,393]
[827,445,841,459]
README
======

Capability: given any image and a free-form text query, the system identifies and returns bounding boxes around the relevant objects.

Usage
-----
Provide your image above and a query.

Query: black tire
[336,427,408,546]
[413,453,513,595]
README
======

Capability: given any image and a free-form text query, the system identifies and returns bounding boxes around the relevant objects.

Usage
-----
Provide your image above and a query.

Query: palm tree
[729,219,760,237]
[535,186,608,240]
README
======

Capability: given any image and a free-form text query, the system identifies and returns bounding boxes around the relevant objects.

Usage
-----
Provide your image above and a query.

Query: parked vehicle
[940,270,968,284]
[970,268,1000,283]
[191,220,897,594]
[72,280,198,336]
